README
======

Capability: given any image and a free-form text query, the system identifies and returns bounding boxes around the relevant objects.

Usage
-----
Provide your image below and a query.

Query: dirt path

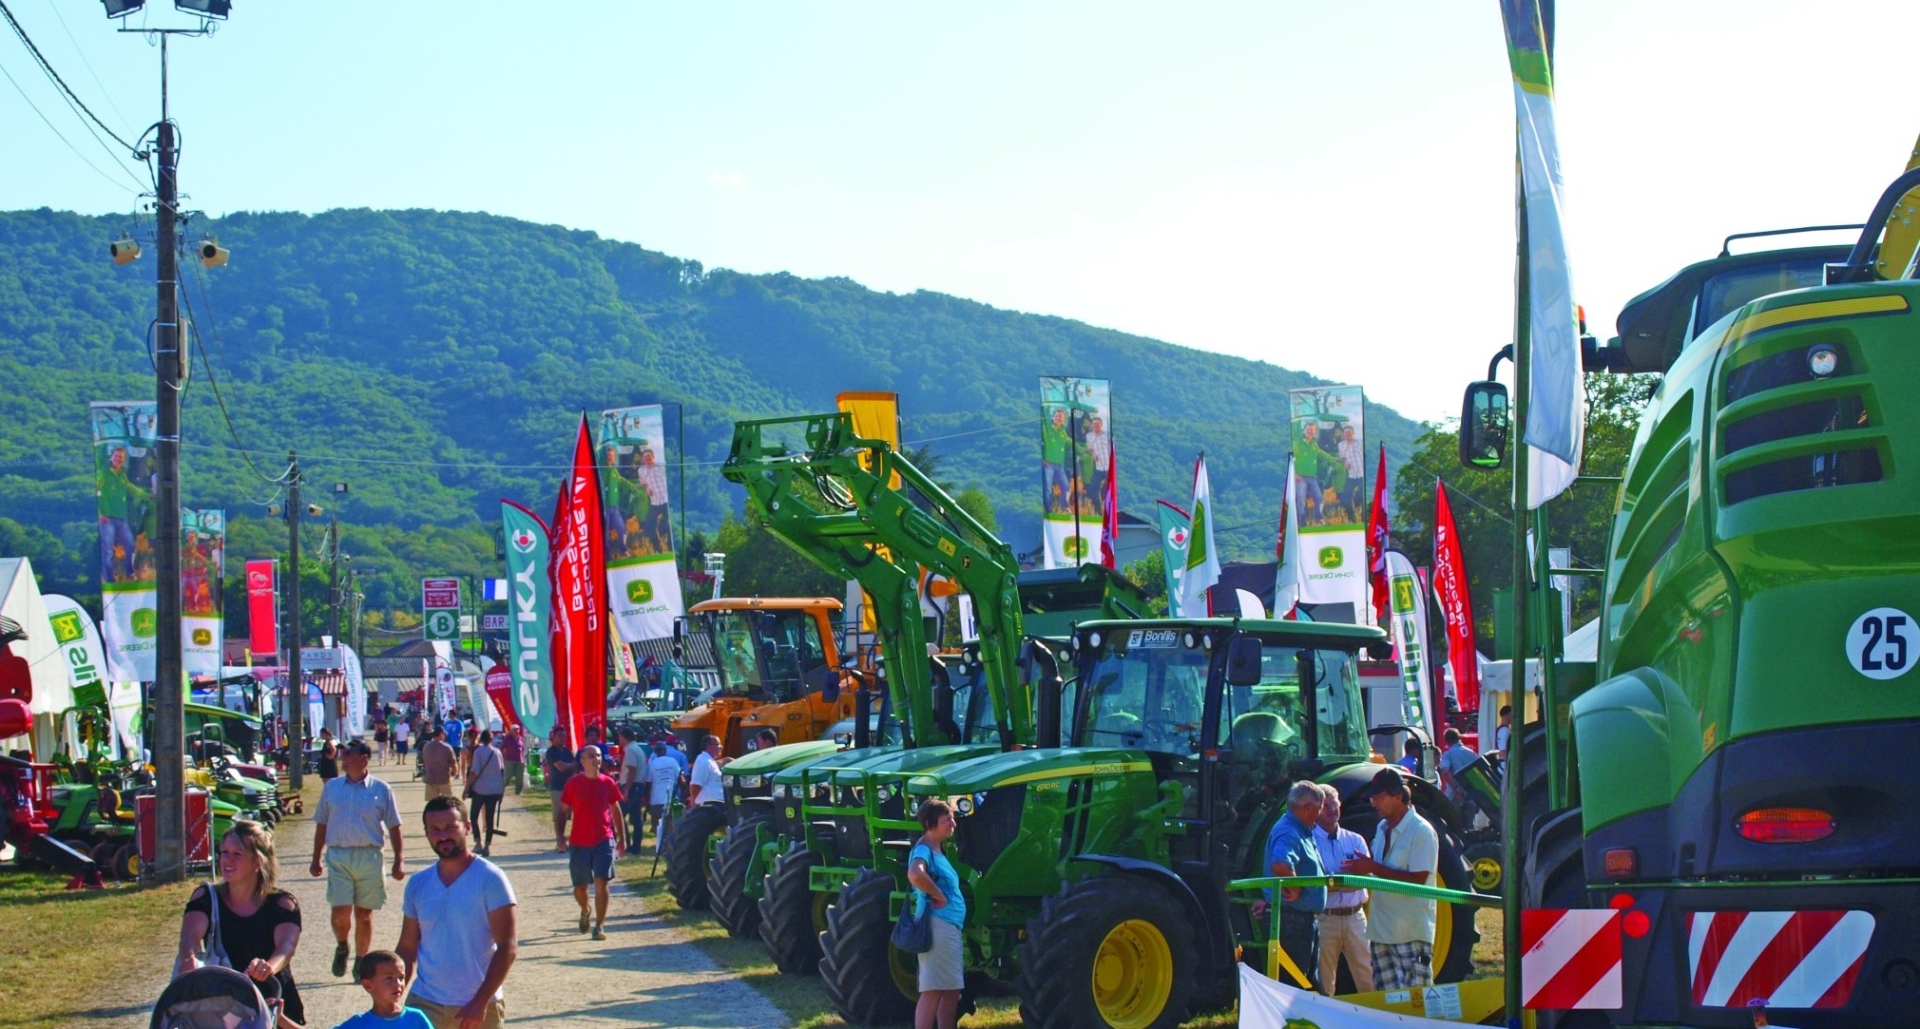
[121,758,788,1028]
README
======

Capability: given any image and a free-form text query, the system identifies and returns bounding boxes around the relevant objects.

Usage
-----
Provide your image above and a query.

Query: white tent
[0,558,74,757]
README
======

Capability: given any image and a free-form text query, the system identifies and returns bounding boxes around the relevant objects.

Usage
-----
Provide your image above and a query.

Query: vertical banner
[1156,501,1190,617]
[483,664,521,732]
[1273,457,1302,620]
[1179,456,1221,617]
[246,559,279,658]
[91,401,158,681]
[552,417,607,746]
[341,645,366,739]
[501,501,556,745]
[1038,376,1112,568]
[1289,386,1369,617]
[1385,549,1435,737]
[181,508,224,677]
[109,680,142,756]
[45,595,109,709]
[1366,446,1391,626]
[596,405,687,644]
[1432,483,1481,713]
[837,391,901,633]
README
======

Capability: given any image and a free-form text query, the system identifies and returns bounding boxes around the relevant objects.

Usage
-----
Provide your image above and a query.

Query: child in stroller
[149,965,280,1029]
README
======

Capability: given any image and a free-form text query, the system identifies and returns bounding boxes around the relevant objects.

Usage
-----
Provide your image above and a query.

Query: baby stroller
[149,966,279,1029]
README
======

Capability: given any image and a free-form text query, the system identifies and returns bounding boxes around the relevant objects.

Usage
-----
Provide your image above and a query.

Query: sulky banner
[501,500,556,745]
[596,405,686,645]
[1039,376,1111,568]
[91,401,158,681]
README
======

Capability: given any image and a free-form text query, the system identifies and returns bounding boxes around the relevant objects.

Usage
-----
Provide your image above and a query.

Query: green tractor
[818,617,1483,1028]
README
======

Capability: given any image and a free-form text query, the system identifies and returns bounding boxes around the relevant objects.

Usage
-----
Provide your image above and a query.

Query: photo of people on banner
[1288,386,1367,530]
[181,509,225,618]
[597,406,673,560]
[91,401,159,586]
[1039,376,1111,518]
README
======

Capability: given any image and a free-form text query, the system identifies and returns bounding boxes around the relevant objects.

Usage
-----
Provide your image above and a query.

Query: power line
[178,268,293,486]
[38,0,134,137]
[0,0,137,151]
[0,58,140,194]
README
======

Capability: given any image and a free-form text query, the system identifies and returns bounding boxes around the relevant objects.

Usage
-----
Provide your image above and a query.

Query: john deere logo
[50,611,83,644]
[627,579,654,604]
[131,608,158,638]
[510,528,539,553]
[1063,537,1089,559]
[1318,546,1343,570]
[192,628,212,646]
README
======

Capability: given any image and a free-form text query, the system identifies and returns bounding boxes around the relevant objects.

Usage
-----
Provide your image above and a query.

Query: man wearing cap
[1344,766,1440,990]
[1260,780,1326,990]
[309,738,406,978]
[1313,783,1374,995]
[558,745,627,940]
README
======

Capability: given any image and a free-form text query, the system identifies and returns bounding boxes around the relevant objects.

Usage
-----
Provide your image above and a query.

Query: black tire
[665,802,728,911]
[89,840,117,879]
[112,843,140,881]
[1464,840,1503,894]
[1014,874,1196,1029]
[758,844,830,974]
[708,817,770,938]
[819,868,919,1026]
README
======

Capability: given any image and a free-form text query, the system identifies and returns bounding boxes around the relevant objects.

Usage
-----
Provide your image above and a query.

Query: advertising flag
[501,500,556,746]
[1179,456,1221,617]
[838,392,901,632]
[1432,483,1482,712]
[91,401,158,681]
[1289,386,1369,618]
[1156,501,1190,617]
[44,595,109,709]
[484,664,521,732]
[595,405,686,644]
[1385,549,1435,737]
[1274,456,1302,620]
[341,644,366,738]
[246,559,278,658]
[1366,445,1391,626]
[181,508,224,677]
[1039,377,1112,568]
[1500,0,1584,507]
[552,416,607,747]
[1098,440,1120,570]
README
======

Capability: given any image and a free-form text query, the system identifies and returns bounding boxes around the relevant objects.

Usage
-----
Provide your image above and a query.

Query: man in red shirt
[558,745,627,940]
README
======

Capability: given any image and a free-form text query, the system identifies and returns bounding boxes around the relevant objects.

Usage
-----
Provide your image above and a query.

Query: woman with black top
[317,729,338,782]
[174,819,306,1028]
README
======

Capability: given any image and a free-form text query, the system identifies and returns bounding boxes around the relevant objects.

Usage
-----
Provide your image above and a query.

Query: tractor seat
[1230,712,1285,753]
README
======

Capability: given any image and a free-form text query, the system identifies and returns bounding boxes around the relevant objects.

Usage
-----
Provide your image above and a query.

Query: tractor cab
[698,598,837,702]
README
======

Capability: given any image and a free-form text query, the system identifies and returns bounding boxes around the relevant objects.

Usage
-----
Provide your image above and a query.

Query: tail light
[1603,848,1638,879]
[1736,807,1836,843]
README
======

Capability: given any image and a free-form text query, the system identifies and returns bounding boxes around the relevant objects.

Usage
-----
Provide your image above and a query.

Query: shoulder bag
[891,846,935,954]
[201,883,234,969]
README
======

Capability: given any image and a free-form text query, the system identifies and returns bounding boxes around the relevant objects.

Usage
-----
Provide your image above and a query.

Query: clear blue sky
[5,1,1916,422]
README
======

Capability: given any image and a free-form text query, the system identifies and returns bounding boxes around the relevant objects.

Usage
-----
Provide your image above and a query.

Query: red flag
[1098,440,1120,569]
[1366,444,1391,625]
[550,416,608,749]
[483,665,521,733]
[1432,481,1481,711]
[246,559,278,658]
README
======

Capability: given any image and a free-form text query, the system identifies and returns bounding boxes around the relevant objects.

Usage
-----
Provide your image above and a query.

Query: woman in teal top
[907,799,965,1029]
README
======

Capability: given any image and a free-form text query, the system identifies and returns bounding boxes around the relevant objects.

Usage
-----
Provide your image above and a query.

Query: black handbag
[891,893,934,954]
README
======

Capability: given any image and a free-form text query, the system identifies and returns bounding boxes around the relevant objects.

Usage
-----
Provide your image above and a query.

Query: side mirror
[1225,636,1263,687]
[1366,640,1393,661]
[1459,380,1510,470]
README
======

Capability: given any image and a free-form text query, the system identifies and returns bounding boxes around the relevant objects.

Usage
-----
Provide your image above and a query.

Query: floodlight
[174,0,230,18]
[198,238,229,268]
[102,0,145,18]
[110,234,142,266]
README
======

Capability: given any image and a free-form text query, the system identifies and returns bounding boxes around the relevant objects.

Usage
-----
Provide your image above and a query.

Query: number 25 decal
[1848,608,1919,680]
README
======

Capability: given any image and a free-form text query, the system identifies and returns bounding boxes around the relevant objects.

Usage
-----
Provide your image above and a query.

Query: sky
[4,1,1917,423]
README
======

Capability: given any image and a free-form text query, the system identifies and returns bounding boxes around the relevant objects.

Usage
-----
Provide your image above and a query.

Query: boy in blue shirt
[332,950,431,1028]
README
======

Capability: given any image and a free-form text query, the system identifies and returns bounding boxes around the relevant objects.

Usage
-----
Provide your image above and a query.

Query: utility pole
[286,452,304,791]
[150,35,186,884]
[328,517,342,646]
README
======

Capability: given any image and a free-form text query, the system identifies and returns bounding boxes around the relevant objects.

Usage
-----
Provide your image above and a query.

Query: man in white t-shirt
[1343,766,1439,990]
[398,795,517,1029]
[617,727,647,854]
[643,740,682,841]
[689,735,726,806]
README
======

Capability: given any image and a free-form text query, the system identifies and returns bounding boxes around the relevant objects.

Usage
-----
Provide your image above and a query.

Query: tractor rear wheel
[665,802,727,910]
[707,816,769,937]
[90,840,117,879]
[1016,873,1195,1029]
[819,868,919,1026]
[1465,840,1503,893]
[757,844,829,974]
[112,843,140,881]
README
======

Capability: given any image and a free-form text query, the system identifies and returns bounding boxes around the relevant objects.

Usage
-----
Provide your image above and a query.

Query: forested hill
[0,206,1429,599]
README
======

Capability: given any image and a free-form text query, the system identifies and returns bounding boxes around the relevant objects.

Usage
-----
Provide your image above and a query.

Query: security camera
[307,503,323,517]
[198,238,229,268]
[267,503,282,517]
[110,236,142,266]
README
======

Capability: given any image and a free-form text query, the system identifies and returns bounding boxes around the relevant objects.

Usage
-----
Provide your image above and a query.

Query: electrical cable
[38,0,134,137]
[178,270,294,486]
[0,0,136,150]
[0,57,140,195]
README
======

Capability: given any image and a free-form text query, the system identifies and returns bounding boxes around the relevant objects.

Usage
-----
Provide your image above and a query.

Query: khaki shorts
[325,845,387,910]
[424,781,455,801]
[413,996,506,1029]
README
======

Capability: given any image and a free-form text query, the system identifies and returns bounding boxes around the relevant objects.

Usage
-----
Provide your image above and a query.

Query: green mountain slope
[0,207,1430,609]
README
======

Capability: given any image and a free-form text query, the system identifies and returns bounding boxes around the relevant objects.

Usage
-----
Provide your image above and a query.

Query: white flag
[1273,455,1302,618]
[1179,456,1222,617]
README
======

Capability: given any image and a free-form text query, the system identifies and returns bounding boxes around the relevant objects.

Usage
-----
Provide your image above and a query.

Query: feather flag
[1273,455,1302,620]
[1099,439,1120,570]
[1157,500,1191,617]
[1432,482,1481,712]
[1366,445,1391,626]
[1179,455,1221,617]
[550,415,608,749]
[500,500,555,745]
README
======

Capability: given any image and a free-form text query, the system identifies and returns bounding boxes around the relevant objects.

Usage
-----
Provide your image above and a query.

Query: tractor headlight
[739,774,765,789]
[770,783,787,798]
[876,783,896,802]
[953,795,975,816]
[1809,345,1839,378]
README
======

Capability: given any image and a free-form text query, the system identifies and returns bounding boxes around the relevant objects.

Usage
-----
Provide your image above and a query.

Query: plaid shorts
[1370,940,1433,990]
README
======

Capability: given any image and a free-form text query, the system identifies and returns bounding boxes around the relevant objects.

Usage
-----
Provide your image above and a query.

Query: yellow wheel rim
[1471,855,1502,892]
[811,889,831,935]
[1434,899,1453,973]
[1091,918,1173,1029]
[887,934,920,1001]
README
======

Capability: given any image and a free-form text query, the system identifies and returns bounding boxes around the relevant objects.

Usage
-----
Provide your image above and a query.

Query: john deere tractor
[819,618,1482,1028]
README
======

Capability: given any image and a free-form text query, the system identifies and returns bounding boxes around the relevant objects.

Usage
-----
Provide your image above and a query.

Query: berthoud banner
[1038,376,1112,568]
[181,508,224,677]
[552,416,607,746]
[92,401,158,681]
[500,500,556,745]
[1289,386,1369,618]
[1432,482,1482,712]
[596,405,686,645]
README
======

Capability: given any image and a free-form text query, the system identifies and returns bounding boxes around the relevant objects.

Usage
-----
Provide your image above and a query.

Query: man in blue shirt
[1262,780,1326,990]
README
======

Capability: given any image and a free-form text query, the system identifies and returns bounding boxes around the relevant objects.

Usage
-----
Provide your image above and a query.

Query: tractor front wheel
[758,844,830,974]
[112,843,140,881]
[819,868,919,1026]
[664,802,727,911]
[1016,873,1195,1029]
[707,816,769,937]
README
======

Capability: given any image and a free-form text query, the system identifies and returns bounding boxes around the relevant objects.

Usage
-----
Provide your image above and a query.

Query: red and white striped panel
[1688,910,1874,1008]
[1522,909,1622,1009]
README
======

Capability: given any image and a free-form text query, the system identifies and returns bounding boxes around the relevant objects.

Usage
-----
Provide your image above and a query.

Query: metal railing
[1228,873,1500,989]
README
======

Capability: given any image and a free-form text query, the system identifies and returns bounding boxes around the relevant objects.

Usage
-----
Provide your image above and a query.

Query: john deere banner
[1289,386,1368,615]
[501,500,556,745]
[1039,376,1112,568]
[596,405,686,644]
[91,401,158,681]
[181,508,224,677]
[44,594,109,709]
